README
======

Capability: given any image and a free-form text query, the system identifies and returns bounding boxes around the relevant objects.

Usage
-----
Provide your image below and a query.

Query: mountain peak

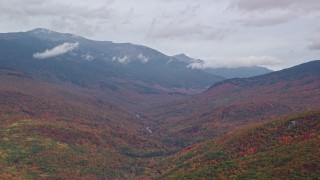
[173,53,204,65]
[27,28,56,34]
[174,53,189,59]
[26,28,81,42]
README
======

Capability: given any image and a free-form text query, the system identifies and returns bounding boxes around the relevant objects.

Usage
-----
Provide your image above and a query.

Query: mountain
[161,111,320,179]
[0,28,224,110]
[172,53,272,78]
[144,60,320,147]
[203,66,272,78]
[172,53,204,65]
[0,28,223,90]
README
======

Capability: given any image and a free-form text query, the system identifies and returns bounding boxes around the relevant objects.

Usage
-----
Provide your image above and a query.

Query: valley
[0,29,319,179]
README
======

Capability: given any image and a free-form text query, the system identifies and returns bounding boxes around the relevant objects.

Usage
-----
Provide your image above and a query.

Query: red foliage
[245,146,258,156]
[279,135,293,145]
[302,132,317,141]
[25,167,39,171]
[238,161,247,166]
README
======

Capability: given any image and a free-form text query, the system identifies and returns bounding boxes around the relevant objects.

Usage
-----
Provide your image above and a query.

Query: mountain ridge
[144,59,320,147]
[0,28,223,90]
[0,28,224,111]
[208,60,320,90]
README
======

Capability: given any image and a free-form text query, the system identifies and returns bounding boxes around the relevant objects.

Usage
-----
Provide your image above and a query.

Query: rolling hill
[145,60,320,147]
[161,111,320,179]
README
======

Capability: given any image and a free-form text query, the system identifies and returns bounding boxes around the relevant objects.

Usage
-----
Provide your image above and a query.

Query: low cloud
[81,53,94,61]
[112,55,130,64]
[33,42,79,59]
[138,53,149,63]
[188,55,282,68]
[112,54,150,64]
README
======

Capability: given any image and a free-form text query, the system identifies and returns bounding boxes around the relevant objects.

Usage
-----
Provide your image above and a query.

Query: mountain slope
[145,60,320,147]
[0,29,224,111]
[0,68,169,178]
[162,111,320,179]
[0,29,223,90]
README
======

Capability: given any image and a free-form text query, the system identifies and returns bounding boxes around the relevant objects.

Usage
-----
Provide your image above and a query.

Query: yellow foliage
[57,142,68,149]
[26,137,34,141]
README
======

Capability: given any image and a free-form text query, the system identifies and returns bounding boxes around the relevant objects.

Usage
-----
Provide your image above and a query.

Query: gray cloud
[308,31,320,50]
[33,42,79,59]
[229,0,320,28]
[177,4,201,23]
[1,0,113,19]
[229,0,320,13]
[238,13,296,27]
[152,23,231,40]
[0,0,114,36]
[230,0,294,11]
[308,42,320,50]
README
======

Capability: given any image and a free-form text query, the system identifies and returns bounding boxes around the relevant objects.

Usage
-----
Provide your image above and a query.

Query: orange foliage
[25,167,40,171]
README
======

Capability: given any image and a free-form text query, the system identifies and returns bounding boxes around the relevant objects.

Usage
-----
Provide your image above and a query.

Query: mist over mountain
[172,53,273,78]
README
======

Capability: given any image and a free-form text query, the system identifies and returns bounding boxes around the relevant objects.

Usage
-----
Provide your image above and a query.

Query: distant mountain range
[0,28,273,91]
[203,66,272,78]
[172,53,273,78]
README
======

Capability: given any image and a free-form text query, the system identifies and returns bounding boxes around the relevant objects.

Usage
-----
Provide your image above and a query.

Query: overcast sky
[0,0,320,70]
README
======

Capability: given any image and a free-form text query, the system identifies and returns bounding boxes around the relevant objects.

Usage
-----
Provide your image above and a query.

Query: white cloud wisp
[33,42,79,59]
